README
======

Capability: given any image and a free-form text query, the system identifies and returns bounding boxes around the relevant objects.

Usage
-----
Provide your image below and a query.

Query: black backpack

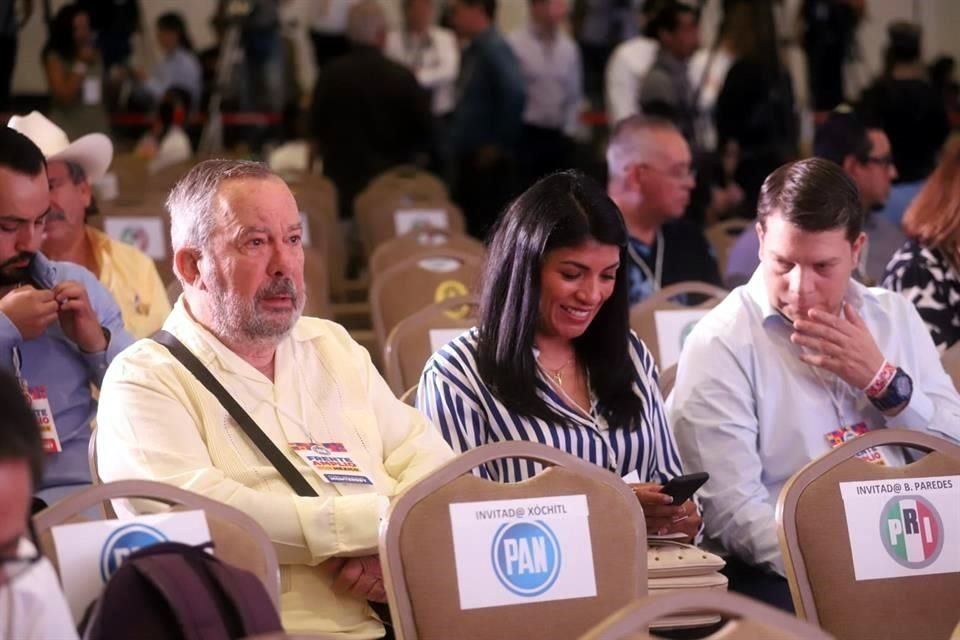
[80,541,284,640]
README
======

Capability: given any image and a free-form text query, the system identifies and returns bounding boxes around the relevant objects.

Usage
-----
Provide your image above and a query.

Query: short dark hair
[458,0,496,20]
[886,21,921,66]
[477,170,645,428]
[156,11,194,52]
[644,0,698,39]
[0,370,44,489]
[758,158,864,243]
[0,127,47,177]
[813,109,873,166]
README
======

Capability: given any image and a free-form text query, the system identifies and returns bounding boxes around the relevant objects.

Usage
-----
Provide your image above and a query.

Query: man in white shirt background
[0,369,78,640]
[508,0,583,189]
[669,158,960,611]
[386,0,459,122]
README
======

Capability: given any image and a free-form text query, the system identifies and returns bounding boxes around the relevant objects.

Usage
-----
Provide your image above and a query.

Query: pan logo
[99,523,167,581]
[881,495,943,569]
[491,520,561,597]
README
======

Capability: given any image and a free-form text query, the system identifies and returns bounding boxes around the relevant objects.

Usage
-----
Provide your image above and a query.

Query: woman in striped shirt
[417,170,700,540]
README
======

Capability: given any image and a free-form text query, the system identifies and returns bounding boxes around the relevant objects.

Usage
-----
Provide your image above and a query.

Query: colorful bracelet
[864,360,897,398]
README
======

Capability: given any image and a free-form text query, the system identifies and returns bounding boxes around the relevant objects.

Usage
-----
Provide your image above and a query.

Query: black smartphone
[661,472,709,504]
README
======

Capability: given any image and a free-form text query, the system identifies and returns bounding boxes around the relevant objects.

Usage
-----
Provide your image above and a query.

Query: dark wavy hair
[476,170,644,428]
[43,3,87,61]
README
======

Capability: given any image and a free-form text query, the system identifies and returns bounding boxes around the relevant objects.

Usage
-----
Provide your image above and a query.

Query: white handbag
[647,540,729,629]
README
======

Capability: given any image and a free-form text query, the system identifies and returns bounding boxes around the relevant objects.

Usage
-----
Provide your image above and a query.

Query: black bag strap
[153,330,319,497]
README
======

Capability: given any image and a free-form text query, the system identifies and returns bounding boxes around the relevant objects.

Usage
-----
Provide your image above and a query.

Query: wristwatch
[868,367,913,412]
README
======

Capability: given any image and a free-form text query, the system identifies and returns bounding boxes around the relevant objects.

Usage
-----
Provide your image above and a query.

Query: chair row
[50,428,960,638]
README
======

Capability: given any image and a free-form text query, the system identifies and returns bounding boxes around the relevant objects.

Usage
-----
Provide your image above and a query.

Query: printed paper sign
[394,208,449,235]
[104,217,167,259]
[299,212,313,248]
[449,494,596,610]
[429,328,464,353]
[653,309,709,369]
[839,475,960,580]
[52,510,211,621]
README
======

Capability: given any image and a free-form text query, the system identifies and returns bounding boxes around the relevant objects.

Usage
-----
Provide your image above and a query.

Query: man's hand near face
[0,285,59,339]
[791,303,885,390]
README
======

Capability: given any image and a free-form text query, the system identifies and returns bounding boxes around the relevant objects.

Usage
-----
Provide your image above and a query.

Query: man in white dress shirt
[385,0,459,119]
[669,158,960,610]
[508,0,583,187]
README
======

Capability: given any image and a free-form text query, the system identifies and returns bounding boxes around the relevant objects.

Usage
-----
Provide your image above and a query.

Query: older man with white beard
[96,159,454,639]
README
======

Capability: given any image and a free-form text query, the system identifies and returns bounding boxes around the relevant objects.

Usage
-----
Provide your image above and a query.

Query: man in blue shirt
[0,127,132,506]
[448,0,526,238]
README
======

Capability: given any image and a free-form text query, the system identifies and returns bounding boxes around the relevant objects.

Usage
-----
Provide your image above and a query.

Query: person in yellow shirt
[95,159,455,638]
[7,111,171,338]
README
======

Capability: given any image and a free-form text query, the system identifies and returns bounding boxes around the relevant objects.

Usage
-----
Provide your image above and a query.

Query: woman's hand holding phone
[630,482,702,542]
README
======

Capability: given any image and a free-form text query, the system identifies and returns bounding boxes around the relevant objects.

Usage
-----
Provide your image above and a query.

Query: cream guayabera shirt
[96,299,454,637]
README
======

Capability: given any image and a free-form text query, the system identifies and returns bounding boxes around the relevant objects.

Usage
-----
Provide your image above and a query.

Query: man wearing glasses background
[606,115,723,305]
[0,368,79,639]
[726,108,903,288]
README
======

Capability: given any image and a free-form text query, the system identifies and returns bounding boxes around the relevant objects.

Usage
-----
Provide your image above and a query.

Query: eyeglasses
[637,163,697,182]
[863,155,895,168]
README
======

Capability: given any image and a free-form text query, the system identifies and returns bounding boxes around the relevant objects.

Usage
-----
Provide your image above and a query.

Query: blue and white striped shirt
[416,328,685,483]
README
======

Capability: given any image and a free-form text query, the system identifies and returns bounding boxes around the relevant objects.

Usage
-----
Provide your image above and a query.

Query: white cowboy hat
[7,111,113,182]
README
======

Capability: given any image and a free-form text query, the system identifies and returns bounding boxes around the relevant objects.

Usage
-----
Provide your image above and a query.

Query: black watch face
[893,371,913,398]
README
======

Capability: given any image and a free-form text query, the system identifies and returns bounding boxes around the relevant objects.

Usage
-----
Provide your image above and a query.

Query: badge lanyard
[627,229,664,293]
[808,363,850,429]
[12,346,24,386]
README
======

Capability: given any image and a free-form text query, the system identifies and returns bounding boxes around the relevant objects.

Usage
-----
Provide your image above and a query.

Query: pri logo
[881,496,944,569]
[99,523,167,581]
[119,226,149,252]
[491,521,561,597]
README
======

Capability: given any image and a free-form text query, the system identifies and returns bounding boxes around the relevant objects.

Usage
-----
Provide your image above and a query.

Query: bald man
[606,115,722,305]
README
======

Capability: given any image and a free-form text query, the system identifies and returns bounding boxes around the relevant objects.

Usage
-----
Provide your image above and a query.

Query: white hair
[605,115,680,181]
[347,0,387,46]
[166,159,276,262]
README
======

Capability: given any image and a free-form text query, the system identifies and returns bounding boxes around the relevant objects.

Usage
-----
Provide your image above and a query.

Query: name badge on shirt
[26,385,62,454]
[291,442,373,485]
[824,423,887,465]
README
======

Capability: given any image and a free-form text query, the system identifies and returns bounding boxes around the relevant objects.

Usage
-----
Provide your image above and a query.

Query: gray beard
[207,283,305,345]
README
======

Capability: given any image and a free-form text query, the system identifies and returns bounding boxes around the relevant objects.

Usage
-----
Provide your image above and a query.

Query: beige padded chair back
[289,175,346,298]
[380,441,647,640]
[33,479,282,609]
[941,342,960,393]
[400,385,418,407]
[370,250,482,355]
[777,429,960,640]
[705,218,753,277]
[302,249,332,319]
[581,591,834,640]
[357,191,465,257]
[356,165,448,212]
[370,228,484,277]
[383,296,479,394]
[628,282,727,370]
